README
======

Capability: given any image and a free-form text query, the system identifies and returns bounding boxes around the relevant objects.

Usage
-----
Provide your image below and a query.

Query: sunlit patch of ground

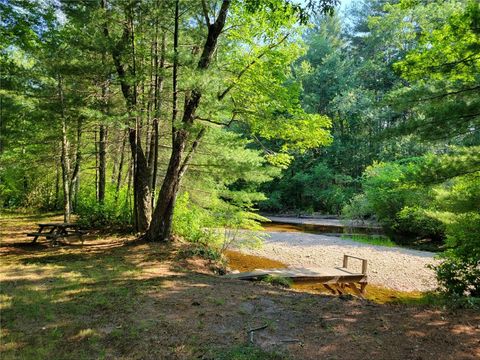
[1,214,479,360]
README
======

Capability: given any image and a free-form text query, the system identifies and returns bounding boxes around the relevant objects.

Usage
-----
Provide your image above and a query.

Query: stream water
[224,226,423,303]
[263,220,384,236]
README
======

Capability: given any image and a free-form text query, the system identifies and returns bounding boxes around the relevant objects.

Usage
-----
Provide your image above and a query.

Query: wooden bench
[225,254,368,297]
[27,223,87,245]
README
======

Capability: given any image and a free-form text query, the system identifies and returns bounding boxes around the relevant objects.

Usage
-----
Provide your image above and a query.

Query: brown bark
[58,74,71,223]
[151,30,165,206]
[129,128,152,232]
[115,129,127,202]
[150,119,159,205]
[69,117,82,211]
[98,124,107,203]
[55,159,60,209]
[145,130,187,241]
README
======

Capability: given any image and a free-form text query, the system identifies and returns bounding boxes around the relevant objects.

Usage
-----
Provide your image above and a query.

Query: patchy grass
[341,234,397,247]
[213,344,288,359]
[261,275,293,288]
[1,214,479,360]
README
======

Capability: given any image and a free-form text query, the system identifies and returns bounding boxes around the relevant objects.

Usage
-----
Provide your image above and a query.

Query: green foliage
[348,155,479,297]
[341,194,375,221]
[214,344,287,360]
[341,235,396,248]
[432,255,480,298]
[75,186,132,228]
[430,175,480,297]
[260,1,430,215]
[344,159,445,242]
[178,244,222,262]
[173,192,221,245]
[387,0,480,141]
[173,191,266,252]
[261,160,356,214]
[262,275,293,288]
[395,206,445,242]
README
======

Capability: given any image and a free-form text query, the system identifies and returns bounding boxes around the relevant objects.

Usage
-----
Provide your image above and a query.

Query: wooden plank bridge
[225,255,368,297]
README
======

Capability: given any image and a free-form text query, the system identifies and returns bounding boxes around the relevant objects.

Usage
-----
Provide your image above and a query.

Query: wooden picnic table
[27,222,87,245]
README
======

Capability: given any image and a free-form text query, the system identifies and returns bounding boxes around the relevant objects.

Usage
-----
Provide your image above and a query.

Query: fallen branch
[247,324,268,344]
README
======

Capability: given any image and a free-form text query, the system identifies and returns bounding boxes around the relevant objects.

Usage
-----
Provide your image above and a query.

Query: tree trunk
[95,130,99,200]
[98,124,107,204]
[145,130,187,241]
[151,31,165,206]
[115,129,127,202]
[55,159,60,209]
[70,117,82,212]
[103,0,152,230]
[150,119,159,206]
[58,75,71,223]
[129,129,152,232]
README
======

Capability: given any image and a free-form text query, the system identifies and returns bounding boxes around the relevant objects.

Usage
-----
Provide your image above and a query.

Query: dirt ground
[1,214,479,359]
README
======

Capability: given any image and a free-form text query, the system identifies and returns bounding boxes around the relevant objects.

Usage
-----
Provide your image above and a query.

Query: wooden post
[343,255,348,268]
[362,259,368,275]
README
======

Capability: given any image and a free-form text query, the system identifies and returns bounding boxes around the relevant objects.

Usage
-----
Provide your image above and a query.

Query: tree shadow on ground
[1,217,479,360]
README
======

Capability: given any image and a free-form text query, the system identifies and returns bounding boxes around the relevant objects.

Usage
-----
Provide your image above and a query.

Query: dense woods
[1,0,479,299]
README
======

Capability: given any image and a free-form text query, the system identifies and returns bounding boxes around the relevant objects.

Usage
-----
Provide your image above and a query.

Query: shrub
[431,213,480,297]
[343,160,444,242]
[395,206,444,242]
[341,193,375,221]
[178,244,222,262]
[260,161,356,214]
[432,255,480,298]
[429,174,480,298]
[75,186,132,228]
[262,275,293,288]
[173,192,220,245]
[174,192,266,252]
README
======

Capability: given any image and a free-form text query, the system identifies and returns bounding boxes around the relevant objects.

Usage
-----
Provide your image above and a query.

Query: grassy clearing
[340,234,396,247]
[2,214,479,359]
[0,245,149,360]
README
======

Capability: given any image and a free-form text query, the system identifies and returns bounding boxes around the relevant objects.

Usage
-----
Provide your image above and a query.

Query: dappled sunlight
[1,214,479,359]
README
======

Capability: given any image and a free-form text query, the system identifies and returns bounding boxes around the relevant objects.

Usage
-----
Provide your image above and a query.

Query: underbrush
[75,186,132,229]
[177,243,223,262]
[173,192,266,252]
[341,234,396,247]
[261,275,293,288]
[398,292,480,310]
